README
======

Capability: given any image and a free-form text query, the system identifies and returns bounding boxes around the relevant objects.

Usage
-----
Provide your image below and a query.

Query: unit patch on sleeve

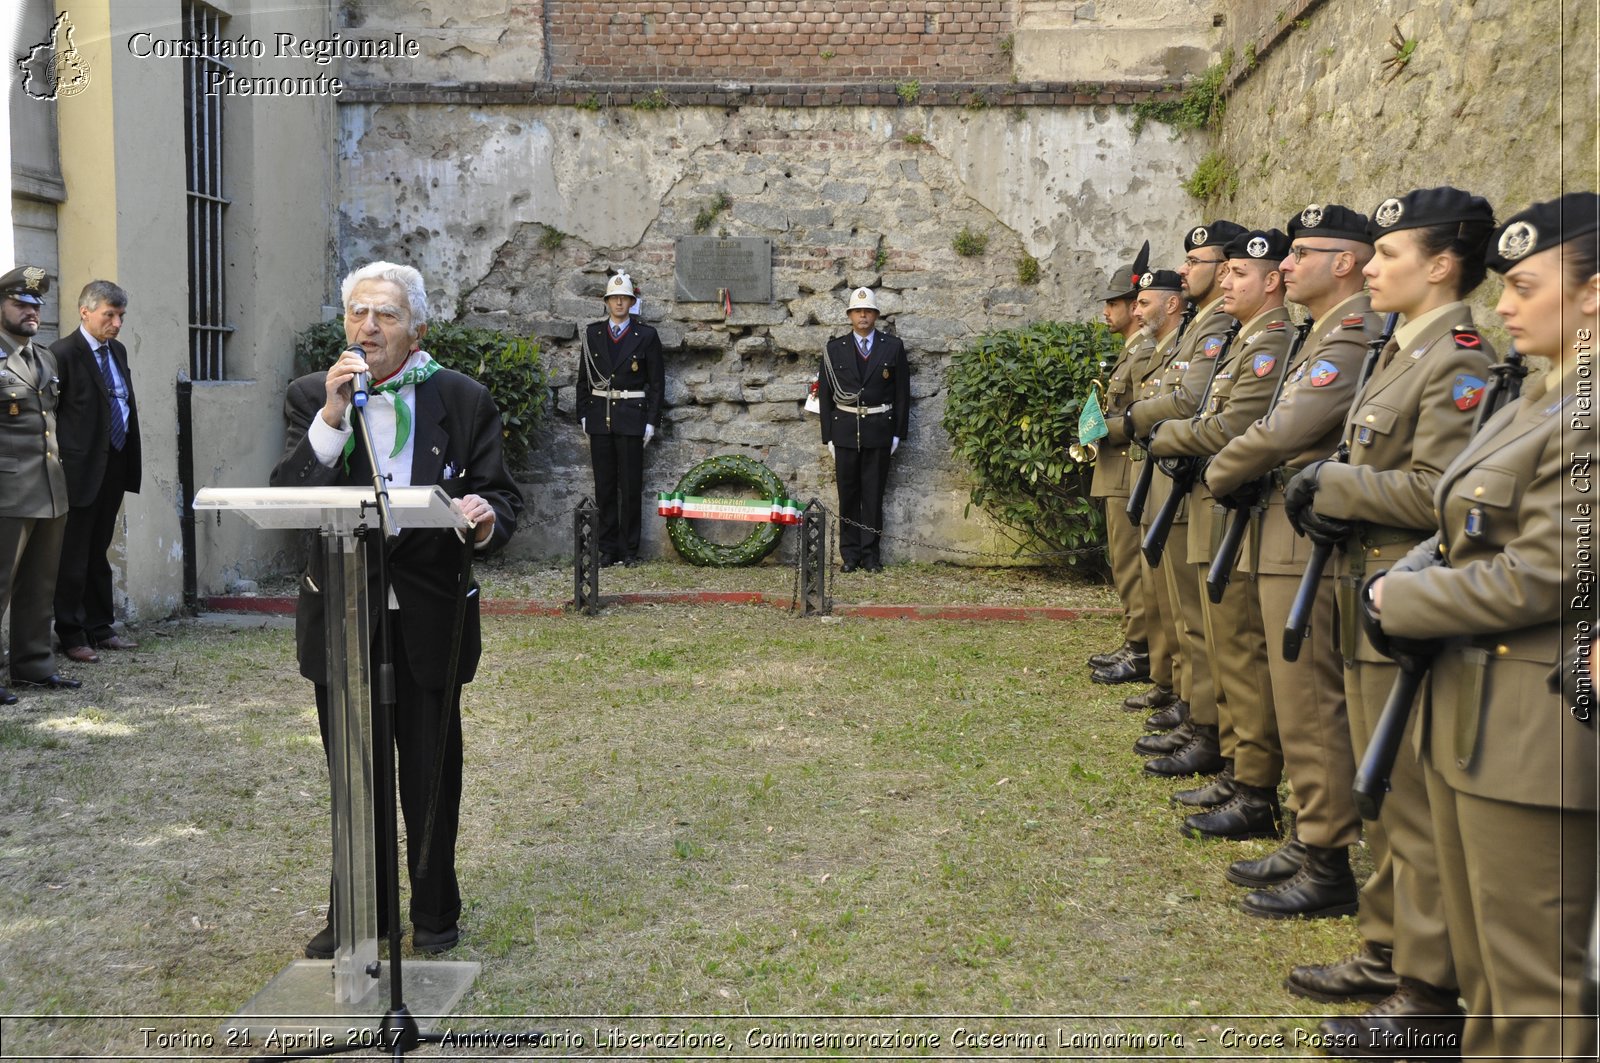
[1452,374,1485,410]
[1253,353,1277,378]
[1309,360,1340,387]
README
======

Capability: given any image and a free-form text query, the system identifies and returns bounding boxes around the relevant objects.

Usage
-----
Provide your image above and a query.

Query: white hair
[340,261,429,325]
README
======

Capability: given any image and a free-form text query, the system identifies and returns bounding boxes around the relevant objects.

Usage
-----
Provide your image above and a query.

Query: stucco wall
[338,102,1204,561]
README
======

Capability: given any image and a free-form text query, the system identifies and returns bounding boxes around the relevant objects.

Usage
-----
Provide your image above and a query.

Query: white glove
[580,417,586,433]
[827,442,836,460]
[891,436,900,455]
[643,424,655,446]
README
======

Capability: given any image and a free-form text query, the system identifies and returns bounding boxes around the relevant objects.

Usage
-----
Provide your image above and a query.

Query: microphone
[345,346,371,408]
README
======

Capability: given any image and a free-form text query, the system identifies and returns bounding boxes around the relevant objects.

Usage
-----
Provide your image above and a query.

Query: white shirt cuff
[307,409,352,467]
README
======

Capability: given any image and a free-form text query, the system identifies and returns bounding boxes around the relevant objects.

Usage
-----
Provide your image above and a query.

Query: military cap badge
[1373,198,1404,228]
[1246,236,1270,258]
[1190,226,1209,247]
[1139,272,1154,289]
[1496,221,1537,263]
[21,267,46,292]
[1300,205,1324,228]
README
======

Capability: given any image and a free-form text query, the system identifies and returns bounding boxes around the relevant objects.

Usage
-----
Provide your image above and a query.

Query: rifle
[1206,315,1316,603]
[1351,345,1528,819]
[1125,301,1198,527]
[1281,312,1400,662]
[1140,319,1242,568]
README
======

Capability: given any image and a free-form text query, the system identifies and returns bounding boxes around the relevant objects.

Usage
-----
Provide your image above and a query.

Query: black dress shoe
[863,560,883,572]
[1241,844,1357,919]
[840,560,858,573]
[622,555,642,567]
[1091,652,1151,685]
[1122,684,1177,712]
[1285,944,1399,1004]
[1087,642,1131,669]
[1144,723,1225,777]
[1134,720,1191,756]
[13,674,81,690]
[1315,980,1464,1058]
[413,925,460,954]
[0,686,15,706]
[1144,699,1187,731]
[305,923,336,960]
[1172,762,1234,807]
[1180,783,1282,840]
[1225,831,1304,886]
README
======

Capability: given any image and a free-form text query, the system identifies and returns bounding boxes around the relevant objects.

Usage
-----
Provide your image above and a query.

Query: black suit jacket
[50,329,142,506]
[818,330,911,449]
[577,317,665,436]
[269,368,523,690]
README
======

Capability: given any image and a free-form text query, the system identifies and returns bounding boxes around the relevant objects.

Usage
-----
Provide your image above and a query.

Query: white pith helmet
[846,287,879,313]
[605,271,636,299]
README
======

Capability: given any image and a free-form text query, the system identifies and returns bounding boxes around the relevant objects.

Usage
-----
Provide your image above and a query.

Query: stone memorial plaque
[674,236,773,303]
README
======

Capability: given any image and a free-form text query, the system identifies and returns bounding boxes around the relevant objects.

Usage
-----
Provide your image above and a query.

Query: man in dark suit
[578,270,664,566]
[0,265,80,703]
[818,287,911,572]
[51,281,142,662]
[270,261,522,957]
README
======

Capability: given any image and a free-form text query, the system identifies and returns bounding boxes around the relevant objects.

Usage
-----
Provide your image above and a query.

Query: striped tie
[97,347,127,451]
[857,336,869,359]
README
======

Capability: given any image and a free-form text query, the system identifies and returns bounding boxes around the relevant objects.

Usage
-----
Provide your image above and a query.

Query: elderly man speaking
[271,261,522,957]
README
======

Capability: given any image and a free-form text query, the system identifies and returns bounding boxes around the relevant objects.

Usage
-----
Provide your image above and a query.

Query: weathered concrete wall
[1015,0,1217,82]
[338,103,1204,561]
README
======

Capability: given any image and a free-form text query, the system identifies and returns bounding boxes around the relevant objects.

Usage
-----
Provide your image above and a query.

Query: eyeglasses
[1183,255,1224,267]
[1287,245,1347,261]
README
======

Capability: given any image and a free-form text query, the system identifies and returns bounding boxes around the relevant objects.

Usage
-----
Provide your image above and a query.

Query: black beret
[1137,268,1184,292]
[1102,261,1143,301]
[1368,186,1494,238]
[0,265,50,305]
[1183,220,1247,252]
[1287,203,1372,244]
[1487,192,1600,273]
[1224,228,1292,262]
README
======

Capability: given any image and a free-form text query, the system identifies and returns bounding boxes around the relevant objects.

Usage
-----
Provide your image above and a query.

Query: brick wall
[547,1,1015,82]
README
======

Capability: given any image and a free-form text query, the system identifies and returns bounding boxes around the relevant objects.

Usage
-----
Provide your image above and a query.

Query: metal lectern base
[225,959,480,1048]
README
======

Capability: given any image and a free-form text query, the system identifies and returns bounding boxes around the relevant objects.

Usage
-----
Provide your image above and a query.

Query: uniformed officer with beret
[1287,186,1500,1047]
[1128,221,1245,776]
[1357,193,1598,1063]
[1150,228,1292,843]
[1086,256,1171,699]
[818,287,910,573]
[1207,204,1385,923]
[0,265,81,703]
[579,270,665,567]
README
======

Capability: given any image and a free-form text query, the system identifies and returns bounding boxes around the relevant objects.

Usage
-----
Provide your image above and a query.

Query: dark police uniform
[579,299,665,565]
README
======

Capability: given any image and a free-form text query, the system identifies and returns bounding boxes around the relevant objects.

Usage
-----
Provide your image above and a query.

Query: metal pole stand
[573,497,601,615]
[797,499,831,616]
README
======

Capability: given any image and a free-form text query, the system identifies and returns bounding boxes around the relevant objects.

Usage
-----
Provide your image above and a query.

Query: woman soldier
[1285,187,1498,1043]
[1365,194,1599,1062]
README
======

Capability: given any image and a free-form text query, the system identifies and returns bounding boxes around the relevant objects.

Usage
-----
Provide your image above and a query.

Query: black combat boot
[1240,843,1357,918]
[1180,782,1281,840]
[1315,979,1464,1058]
[1143,698,1187,731]
[1090,646,1151,685]
[1285,944,1398,1004]
[1143,723,1225,777]
[1172,760,1234,808]
[1133,719,1191,756]
[1122,684,1177,712]
[1088,640,1143,669]
[1225,830,1305,887]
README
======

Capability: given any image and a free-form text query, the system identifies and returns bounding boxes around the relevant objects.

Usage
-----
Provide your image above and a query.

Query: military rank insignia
[1452,374,1485,410]
[1253,353,1277,377]
[1340,315,1366,329]
[1309,360,1339,387]
[1452,327,1482,349]
[1203,336,1224,358]
[1266,320,1287,332]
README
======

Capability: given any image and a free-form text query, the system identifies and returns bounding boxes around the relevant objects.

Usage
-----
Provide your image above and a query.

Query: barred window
[182,0,234,380]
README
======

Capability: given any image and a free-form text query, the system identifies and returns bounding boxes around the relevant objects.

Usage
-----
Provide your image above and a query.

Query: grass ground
[0,567,1369,1059]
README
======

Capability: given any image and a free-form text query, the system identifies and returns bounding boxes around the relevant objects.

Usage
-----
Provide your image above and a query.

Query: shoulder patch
[1202,336,1224,358]
[1252,353,1277,378]
[1266,320,1287,332]
[1309,360,1339,387]
[1452,374,1485,410]
[1340,315,1366,328]
[1452,327,1482,350]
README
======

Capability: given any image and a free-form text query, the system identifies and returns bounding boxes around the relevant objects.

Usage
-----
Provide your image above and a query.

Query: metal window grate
[181,0,234,380]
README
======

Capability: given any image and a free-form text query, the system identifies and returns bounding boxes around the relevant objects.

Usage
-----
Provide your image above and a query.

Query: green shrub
[1131,59,1227,134]
[1016,253,1040,285]
[1183,150,1238,200]
[942,321,1122,571]
[951,227,989,257]
[293,319,550,472]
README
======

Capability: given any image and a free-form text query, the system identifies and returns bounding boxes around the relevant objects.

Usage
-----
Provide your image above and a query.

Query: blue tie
[857,336,870,359]
[97,347,127,451]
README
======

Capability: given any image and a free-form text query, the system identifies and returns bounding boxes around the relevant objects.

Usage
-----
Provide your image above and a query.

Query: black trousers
[314,638,463,934]
[55,446,131,649]
[834,445,892,565]
[590,433,645,560]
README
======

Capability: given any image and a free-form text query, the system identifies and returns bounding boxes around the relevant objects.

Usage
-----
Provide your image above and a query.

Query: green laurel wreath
[666,454,788,567]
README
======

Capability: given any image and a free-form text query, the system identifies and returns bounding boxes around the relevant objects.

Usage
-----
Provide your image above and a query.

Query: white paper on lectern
[193,485,470,531]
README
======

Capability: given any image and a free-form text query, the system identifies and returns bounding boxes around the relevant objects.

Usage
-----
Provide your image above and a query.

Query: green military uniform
[1376,199,1598,1063]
